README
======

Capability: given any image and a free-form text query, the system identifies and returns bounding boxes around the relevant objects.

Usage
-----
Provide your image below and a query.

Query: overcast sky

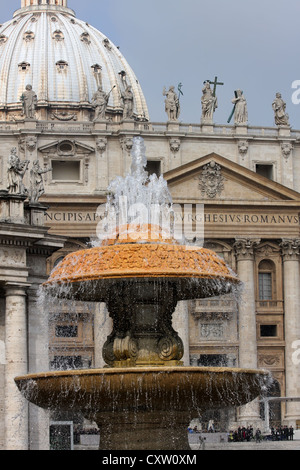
[2,0,300,127]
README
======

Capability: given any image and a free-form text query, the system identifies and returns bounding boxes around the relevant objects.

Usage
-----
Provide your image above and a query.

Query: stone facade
[9,118,297,435]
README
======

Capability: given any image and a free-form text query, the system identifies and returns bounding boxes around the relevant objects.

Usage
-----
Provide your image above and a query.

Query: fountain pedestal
[103,280,183,367]
[92,411,191,450]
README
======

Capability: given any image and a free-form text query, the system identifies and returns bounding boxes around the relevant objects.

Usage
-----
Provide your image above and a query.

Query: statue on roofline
[29,160,52,204]
[201,81,218,123]
[272,92,289,126]
[21,84,37,119]
[163,86,180,121]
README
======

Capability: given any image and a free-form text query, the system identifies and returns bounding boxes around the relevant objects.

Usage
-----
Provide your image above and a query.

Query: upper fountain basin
[44,224,239,302]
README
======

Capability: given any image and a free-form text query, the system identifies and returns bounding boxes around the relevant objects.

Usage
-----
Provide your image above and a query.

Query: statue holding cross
[201,76,224,123]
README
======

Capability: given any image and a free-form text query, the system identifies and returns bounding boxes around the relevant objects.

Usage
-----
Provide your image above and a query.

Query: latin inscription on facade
[44,210,300,225]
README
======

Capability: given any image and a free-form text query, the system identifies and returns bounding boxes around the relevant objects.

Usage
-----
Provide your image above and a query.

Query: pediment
[164,153,300,202]
[38,139,95,155]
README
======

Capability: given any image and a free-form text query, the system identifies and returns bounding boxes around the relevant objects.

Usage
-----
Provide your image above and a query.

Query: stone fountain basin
[15,366,269,414]
[44,241,240,302]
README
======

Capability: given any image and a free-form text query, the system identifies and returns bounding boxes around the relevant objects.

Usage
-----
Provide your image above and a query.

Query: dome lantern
[21,0,68,7]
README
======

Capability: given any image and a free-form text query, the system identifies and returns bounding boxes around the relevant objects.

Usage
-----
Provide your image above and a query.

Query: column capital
[234,238,260,261]
[280,238,300,261]
[4,283,30,297]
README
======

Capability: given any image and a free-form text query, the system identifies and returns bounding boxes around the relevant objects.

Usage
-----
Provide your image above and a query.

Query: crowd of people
[228,426,255,442]
[228,425,294,442]
[188,422,296,444]
[269,425,294,441]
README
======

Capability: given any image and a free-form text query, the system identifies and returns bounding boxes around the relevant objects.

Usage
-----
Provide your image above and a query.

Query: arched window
[53,256,64,268]
[258,259,276,300]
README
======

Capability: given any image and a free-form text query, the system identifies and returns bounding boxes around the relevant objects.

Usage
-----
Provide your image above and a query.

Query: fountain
[15,137,270,450]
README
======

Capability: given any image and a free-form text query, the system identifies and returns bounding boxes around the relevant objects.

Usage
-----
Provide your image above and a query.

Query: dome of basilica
[0,0,149,121]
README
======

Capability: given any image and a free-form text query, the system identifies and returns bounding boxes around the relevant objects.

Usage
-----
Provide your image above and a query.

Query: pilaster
[234,238,261,426]
[280,239,300,425]
[233,238,259,367]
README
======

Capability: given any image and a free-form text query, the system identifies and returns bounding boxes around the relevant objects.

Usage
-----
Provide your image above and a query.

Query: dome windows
[0,34,8,45]
[92,63,101,72]
[91,64,102,87]
[18,61,30,72]
[52,29,64,41]
[56,60,68,72]
[103,38,112,50]
[80,32,91,44]
[23,30,35,42]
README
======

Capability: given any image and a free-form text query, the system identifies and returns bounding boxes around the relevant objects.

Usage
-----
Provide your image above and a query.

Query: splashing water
[94,136,175,245]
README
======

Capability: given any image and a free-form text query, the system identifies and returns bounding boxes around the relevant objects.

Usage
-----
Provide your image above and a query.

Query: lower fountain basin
[15,366,269,413]
[15,367,270,450]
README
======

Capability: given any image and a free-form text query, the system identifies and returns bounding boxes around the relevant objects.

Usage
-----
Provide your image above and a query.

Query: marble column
[27,286,49,450]
[234,238,261,425]
[5,286,28,450]
[280,239,300,426]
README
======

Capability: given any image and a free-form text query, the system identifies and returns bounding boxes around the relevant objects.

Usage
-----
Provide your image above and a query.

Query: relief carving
[195,311,232,321]
[96,137,108,153]
[51,111,77,121]
[200,323,223,338]
[281,142,293,159]
[169,138,181,153]
[258,354,281,368]
[198,161,224,198]
[238,140,249,157]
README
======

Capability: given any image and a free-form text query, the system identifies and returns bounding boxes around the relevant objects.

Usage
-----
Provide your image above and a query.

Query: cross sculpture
[206,76,224,97]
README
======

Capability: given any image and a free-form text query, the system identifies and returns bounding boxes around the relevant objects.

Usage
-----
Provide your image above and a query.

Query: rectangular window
[259,272,272,300]
[55,325,78,338]
[52,161,80,181]
[260,325,277,337]
[198,354,228,367]
[146,160,161,177]
[51,356,82,370]
[256,164,273,180]
[50,423,73,451]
